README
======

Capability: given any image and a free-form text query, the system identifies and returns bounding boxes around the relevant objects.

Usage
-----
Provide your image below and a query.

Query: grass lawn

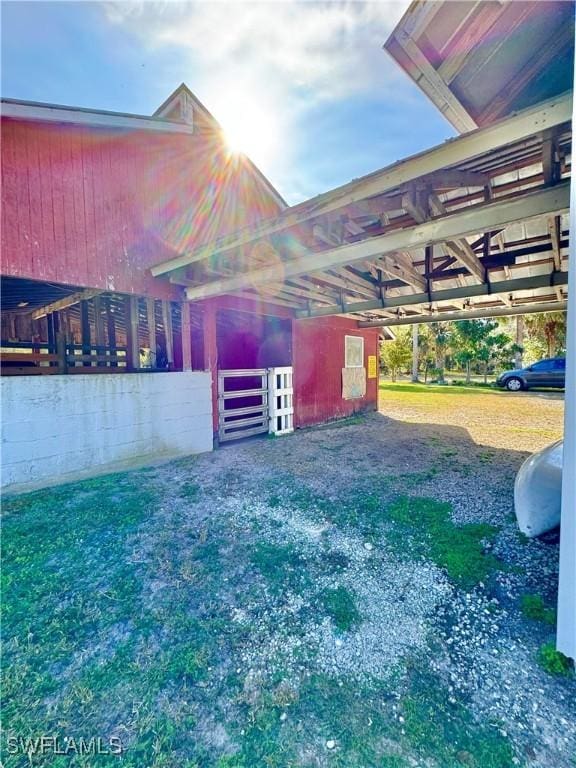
[2,388,573,767]
[379,381,564,451]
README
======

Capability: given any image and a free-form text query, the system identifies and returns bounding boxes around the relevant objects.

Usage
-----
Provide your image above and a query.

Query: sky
[1,1,455,205]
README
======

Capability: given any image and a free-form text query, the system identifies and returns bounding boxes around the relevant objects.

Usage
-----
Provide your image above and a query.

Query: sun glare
[217,95,279,170]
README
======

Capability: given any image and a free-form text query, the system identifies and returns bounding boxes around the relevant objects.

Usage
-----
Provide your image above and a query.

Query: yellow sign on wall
[367,355,377,379]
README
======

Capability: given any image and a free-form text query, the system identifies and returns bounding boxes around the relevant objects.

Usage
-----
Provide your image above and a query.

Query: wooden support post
[146,297,157,365]
[80,300,91,364]
[181,302,192,371]
[162,300,174,369]
[93,295,106,366]
[56,331,67,374]
[46,313,55,353]
[126,296,140,371]
[425,245,434,303]
[106,297,117,367]
[202,303,219,436]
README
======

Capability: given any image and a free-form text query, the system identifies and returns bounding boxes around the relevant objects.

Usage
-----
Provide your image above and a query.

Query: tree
[417,325,436,382]
[452,319,515,383]
[429,322,451,383]
[524,312,566,358]
[380,330,412,382]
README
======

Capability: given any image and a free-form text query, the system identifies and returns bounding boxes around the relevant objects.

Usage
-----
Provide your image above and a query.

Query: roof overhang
[1,98,195,134]
[384,0,574,133]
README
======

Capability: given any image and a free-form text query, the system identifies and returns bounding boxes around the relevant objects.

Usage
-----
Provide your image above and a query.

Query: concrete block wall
[1,371,213,492]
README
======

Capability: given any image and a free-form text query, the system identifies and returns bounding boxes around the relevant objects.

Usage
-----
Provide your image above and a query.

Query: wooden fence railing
[0,338,154,376]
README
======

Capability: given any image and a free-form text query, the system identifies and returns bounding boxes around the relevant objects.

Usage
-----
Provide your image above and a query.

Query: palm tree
[525,312,566,358]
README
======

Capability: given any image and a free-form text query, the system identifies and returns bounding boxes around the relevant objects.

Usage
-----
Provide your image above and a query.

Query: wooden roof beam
[549,215,562,271]
[372,253,426,292]
[184,182,569,301]
[391,29,477,132]
[359,301,567,328]
[304,271,376,299]
[31,289,104,320]
[151,92,572,277]
[428,192,485,282]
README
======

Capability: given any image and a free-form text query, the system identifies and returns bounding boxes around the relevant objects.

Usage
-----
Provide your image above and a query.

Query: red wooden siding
[1,118,283,299]
[292,316,379,428]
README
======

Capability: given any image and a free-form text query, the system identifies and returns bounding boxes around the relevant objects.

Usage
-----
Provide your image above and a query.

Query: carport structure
[152,96,570,322]
[152,2,575,659]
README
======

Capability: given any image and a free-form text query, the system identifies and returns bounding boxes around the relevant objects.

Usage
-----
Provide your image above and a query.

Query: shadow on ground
[2,408,573,768]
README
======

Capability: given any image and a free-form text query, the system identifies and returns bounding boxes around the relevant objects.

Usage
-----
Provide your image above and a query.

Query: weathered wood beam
[31,288,103,320]
[146,298,157,359]
[184,183,569,301]
[161,301,174,367]
[181,303,192,371]
[278,282,336,305]
[358,301,567,327]
[151,93,572,277]
[393,30,477,132]
[428,192,485,282]
[418,169,491,190]
[373,253,426,292]
[312,223,341,246]
[549,215,562,271]
[93,295,106,366]
[305,271,376,299]
[126,296,140,371]
[401,188,428,224]
[300,272,568,319]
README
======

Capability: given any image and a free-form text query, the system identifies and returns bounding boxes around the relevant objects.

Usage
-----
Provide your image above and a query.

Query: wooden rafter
[31,289,103,320]
[428,193,485,282]
[371,253,426,292]
[184,183,569,301]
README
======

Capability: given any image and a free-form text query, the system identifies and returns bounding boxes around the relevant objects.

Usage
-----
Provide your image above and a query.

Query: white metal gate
[218,367,294,442]
[268,367,294,436]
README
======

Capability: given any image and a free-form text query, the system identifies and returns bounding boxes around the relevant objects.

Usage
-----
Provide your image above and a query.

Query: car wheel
[505,377,523,392]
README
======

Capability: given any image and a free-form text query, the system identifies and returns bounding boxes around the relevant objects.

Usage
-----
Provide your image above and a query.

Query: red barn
[1,85,379,490]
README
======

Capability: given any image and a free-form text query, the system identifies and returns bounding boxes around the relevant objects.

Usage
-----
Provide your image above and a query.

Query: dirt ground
[2,383,572,768]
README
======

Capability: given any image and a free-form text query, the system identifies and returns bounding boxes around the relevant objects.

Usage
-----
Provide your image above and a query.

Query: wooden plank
[146,297,157,360]
[388,31,477,132]
[66,354,125,363]
[161,300,174,367]
[31,289,103,320]
[549,215,562,271]
[1,353,60,362]
[125,295,140,371]
[93,295,106,367]
[106,297,117,367]
[181,302,192,371]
